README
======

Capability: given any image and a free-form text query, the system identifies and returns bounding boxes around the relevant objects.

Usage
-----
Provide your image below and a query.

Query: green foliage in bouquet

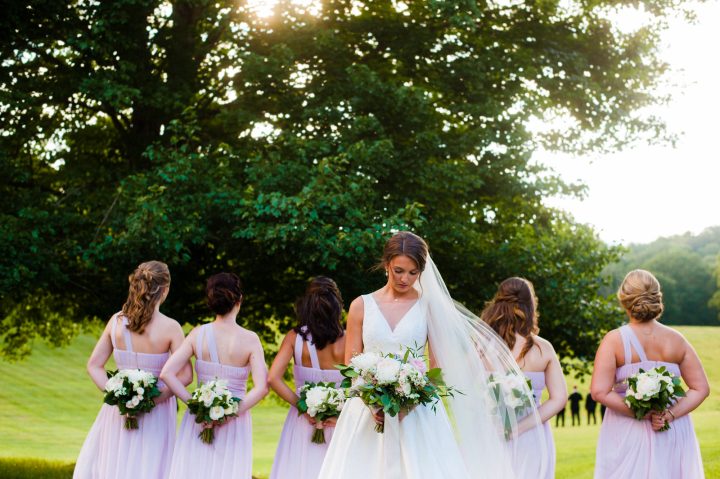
[487,372,534,440]
[103,369,161,430]
[186,380,241,444]
[296,381,346,444]
[338,347,456,433]
[625,366,686,432]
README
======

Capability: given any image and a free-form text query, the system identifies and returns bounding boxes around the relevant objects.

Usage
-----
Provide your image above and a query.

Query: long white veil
[420,255,549,478]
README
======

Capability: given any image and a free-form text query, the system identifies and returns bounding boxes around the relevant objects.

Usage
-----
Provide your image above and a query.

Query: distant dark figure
[600,403,606,421]
[585,392,597,425]
[555,405,566,427]
[569,386,583,426]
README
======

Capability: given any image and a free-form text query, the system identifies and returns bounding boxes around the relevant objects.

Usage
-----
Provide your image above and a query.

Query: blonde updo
[617,269,664,322]
[121,261,170,333]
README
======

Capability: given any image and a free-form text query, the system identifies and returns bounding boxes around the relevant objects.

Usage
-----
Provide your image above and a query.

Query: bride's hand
[370,407,385,425]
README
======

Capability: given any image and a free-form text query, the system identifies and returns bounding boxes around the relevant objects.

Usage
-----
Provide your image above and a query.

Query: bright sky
[538,1,720,245]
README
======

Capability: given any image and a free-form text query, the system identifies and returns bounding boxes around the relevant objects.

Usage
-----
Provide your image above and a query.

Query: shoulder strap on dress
[305,331,321,369]
[120,315,134,353]
[294,328,304,365]
[618,325,632,366]
[196,325,205,361]
[204,323,220,364]
[110,314,119,349]
[625,325,649,362]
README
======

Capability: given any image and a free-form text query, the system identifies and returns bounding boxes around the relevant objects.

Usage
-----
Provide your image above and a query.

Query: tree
[2,0,679,364]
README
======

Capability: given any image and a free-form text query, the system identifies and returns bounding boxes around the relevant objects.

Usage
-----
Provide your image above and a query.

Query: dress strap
[306,332,321,369]
[110,314,118,349]
[294,329,304,365]
[196,326,205,361]
[624,325,649,362]
[120,316,134,353]
[204,323,220,364]
[618,325,633,366]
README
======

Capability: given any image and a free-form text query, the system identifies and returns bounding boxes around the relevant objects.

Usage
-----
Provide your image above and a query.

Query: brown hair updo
[617,269,664,322]
[480,277,539,360]
[206,273,243,315]
[378,231,429,272]
[294,276,344,350]
[121,261,170,334]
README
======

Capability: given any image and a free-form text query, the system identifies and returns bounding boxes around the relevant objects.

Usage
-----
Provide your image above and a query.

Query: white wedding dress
[317,294,472,479]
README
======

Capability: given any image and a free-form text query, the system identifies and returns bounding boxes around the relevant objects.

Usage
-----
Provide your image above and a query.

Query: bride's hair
[121,261,170,334]
[294,276,344,350]
[617,269,664,322]
[206,272,243,315]
[377,231,429,271]
[480,277,539,360]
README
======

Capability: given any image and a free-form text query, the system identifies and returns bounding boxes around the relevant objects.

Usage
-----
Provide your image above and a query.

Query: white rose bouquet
[186,378,241,444]
[336,347,455,433]
[625,366,685,431]
[296,382,346,444]
[103,369,161,429]
[487,372,534,439]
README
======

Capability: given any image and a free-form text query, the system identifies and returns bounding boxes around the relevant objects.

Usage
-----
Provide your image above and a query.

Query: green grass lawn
[1,326,718,478]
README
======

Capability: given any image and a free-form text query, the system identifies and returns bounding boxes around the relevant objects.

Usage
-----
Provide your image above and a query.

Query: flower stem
[311,428,326,444]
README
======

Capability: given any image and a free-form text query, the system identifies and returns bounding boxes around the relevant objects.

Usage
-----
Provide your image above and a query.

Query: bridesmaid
[74,261,191,479]
[480,277,567,479]
[591,269,708,478]
[268,276,346,479]
[161,272,268,479]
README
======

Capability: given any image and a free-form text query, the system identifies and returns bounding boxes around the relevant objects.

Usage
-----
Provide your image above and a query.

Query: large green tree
[2,0,679,367]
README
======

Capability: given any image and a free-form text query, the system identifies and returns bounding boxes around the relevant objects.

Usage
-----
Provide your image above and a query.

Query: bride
[318,231,549,479]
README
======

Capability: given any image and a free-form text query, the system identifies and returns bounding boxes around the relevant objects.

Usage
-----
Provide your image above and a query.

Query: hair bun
[617,270,664,322]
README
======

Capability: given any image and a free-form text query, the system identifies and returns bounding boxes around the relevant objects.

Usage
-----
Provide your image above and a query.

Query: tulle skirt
[511,420,555,479]
[168,409,252,479]
[270,406,336,479]
[595,409,704,479]
[318,397,470,479]
[73,398,176,479]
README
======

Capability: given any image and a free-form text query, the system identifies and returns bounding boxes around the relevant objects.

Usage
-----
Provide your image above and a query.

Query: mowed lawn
[0,326,718,478]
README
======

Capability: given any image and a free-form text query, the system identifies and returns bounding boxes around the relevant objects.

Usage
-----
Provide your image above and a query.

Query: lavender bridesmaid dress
[74,315,176,479]
[169,323,253,478]
[270,328,343,479]
[594,325,704,478]
[511,371,555,478]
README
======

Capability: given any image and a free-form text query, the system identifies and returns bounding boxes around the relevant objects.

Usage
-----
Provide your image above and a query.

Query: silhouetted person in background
[569,386,582,426]
[600,403,606,421]
[555,404,566,427]
[585,392,597,425]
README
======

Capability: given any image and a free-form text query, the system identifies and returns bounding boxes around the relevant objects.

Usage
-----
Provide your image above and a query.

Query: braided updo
[121,261,170,334]
[206,273,243,315]
[617,269,664,322]
[480,277,539,360]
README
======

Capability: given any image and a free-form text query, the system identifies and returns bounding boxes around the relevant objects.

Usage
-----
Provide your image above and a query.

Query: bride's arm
[344,297,364,363]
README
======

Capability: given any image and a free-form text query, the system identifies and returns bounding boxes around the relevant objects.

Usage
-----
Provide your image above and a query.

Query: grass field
[1,326,718,478]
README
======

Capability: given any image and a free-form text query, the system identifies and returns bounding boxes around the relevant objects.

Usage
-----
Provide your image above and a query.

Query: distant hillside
[603,226,720,325]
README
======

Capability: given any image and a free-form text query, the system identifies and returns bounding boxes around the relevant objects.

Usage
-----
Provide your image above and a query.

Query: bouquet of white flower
[103,369,161,429]
[296,382,346,444]
[337,347,455,433]
[187,378,241,444]
[487,372,534,439]
[625,366,685,431]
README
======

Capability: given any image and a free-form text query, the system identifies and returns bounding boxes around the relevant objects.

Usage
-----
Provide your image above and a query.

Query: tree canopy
[1,0,683,368]
[603,227,720,326]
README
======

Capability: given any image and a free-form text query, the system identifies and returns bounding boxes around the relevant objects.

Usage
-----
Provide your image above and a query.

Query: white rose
[209,406,225,421]
[306,387,330,410]
[351,352,381,374]
[635,375,661,397]
[136,387,145,396]
[125,398,138,409]
[375,357,402,385]
[201,390,215,408]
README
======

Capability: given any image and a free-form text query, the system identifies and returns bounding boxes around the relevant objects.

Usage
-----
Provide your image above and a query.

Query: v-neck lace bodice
[362,294,428,354]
